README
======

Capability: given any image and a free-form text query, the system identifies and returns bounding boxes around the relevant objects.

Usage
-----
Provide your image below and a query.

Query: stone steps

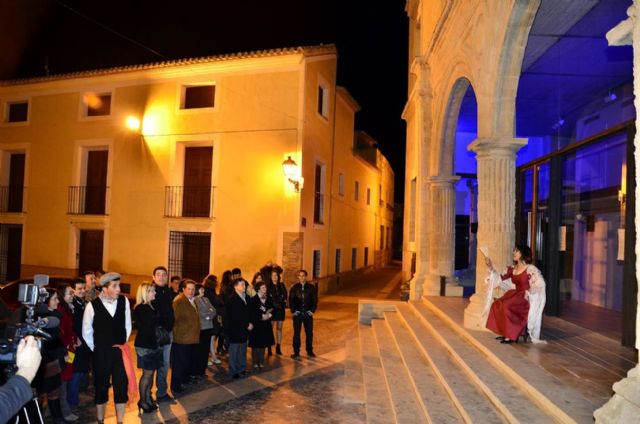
[349,298,582,424]
[409,302,556,423]
[371,319,430,423]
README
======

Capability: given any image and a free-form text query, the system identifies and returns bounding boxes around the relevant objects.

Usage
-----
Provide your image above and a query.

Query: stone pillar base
[463,293,490,331]
[594,365,640,423]
[445,283,464,297]
[409,273,427,301]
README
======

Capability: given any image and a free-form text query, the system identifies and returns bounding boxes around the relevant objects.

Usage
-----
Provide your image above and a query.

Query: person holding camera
[33,288,67,424]
[288,270,317,359]
[82,272,133,424]
[0,336,42,424]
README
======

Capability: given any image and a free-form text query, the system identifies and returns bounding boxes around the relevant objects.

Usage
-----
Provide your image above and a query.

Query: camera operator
[0,336,42,424]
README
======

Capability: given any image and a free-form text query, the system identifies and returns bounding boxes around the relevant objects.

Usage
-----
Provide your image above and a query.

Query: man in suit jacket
[288,269,318,358]
[171,280,200,394]
[225,279,253,378]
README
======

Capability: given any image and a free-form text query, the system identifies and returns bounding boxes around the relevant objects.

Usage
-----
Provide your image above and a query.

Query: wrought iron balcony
[68,186,109,215]
[164,186,214,218]
[0,186,25,213]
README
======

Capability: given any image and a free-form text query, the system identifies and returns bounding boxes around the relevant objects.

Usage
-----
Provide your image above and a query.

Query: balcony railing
[68,186,109,215]
[0,186,25,213]
[165,186,214,218]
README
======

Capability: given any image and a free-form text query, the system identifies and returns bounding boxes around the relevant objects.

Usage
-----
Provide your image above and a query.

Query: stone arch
[490,0,542,137]
[435,75,477,177]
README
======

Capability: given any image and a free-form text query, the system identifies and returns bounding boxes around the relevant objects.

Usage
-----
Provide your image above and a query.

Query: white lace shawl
[483,265,547,344]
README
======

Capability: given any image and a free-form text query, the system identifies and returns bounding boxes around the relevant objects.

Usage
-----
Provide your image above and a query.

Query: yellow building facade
[0,45,393,295]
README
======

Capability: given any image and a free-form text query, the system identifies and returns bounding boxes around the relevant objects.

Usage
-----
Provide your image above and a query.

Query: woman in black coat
[134,283,162,414]
[267,269,287,355]
[249,281,275,370]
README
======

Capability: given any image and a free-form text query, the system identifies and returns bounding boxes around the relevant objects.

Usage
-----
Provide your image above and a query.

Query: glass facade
[516,127,631,338]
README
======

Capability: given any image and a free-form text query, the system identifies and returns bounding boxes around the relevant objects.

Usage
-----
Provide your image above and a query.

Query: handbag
[155,326,171,346]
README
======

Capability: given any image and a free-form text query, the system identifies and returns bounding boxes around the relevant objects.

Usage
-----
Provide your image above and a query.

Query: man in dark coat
[225,279,253,378]
[289,269,317,359]
[68,278,90,410]
[151,266,175,402]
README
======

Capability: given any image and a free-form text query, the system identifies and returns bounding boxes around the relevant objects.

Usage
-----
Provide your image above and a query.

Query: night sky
[0,0,408,201]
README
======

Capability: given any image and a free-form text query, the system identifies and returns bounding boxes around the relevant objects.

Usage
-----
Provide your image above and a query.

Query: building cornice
[0,45,337,89]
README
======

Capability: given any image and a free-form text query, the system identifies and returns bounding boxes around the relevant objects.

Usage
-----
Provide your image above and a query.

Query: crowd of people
[25,262,318,424]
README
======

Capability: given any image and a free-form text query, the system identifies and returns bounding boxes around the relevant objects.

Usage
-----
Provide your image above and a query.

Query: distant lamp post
[282,156,302,192]
[125,115,141,131]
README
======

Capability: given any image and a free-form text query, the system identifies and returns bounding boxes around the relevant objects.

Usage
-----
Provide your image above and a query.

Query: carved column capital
[468,137,527,158]
[427,175,460,187]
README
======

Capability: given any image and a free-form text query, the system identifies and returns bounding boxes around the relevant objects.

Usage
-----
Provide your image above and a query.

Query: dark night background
[0,0,408,200]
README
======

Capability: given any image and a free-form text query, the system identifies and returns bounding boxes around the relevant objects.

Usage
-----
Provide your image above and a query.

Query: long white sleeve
[82,302,95,351]
[125,298,132,341]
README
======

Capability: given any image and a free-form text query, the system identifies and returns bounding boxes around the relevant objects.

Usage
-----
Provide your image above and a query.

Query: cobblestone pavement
[68,264,401,423]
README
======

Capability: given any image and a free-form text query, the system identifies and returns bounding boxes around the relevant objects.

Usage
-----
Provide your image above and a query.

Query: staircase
[344,298,596,424]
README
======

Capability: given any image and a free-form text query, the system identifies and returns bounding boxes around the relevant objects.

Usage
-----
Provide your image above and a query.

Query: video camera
[0,275,58,371]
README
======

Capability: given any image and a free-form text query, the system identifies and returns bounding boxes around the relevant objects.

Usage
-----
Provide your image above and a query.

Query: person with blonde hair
[133,283,162,414]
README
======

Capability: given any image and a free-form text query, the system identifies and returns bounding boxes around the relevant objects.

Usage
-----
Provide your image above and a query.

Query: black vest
[92,296,127,349]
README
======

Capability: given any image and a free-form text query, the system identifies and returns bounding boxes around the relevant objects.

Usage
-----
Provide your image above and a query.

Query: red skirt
[486,289,529,340]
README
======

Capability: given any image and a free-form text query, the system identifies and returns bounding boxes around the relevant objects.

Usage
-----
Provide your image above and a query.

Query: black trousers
[170,343,197,390]
[196,329,214,375]
[292,314,313,354]
[93,346,127,404]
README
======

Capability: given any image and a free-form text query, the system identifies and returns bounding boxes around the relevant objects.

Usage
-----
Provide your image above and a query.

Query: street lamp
[125,115,141,131]
[282,156,302,192]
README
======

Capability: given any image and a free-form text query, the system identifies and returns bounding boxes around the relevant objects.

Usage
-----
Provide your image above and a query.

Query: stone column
[407,58,434,301]
[463,137,526,330]
[424,175,462,295]
[594,5,640,422]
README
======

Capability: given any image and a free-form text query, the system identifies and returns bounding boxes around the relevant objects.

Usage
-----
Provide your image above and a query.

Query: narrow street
[79,264,401,423]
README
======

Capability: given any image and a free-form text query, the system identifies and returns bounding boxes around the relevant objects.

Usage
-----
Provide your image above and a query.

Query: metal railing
[164,186,214,218]
[0,186,25,213]
[68,186,109,215]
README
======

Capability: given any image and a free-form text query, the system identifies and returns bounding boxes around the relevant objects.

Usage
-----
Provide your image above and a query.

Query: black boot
[267,346,272,356]
[276,344,282,355]
[49,399,69,424]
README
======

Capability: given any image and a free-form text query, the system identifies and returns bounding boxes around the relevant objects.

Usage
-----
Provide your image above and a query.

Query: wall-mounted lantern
[282,156,303,192]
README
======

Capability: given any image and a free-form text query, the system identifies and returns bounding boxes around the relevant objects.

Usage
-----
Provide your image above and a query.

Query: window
[317,85,329,118]
[379,184,383,204]
[366,187,371,205]
[354,180,360,201]
[313,162,325,224]
[182,85,215,109]
[312,250,321,280]
[335,248,342,273]
[85,93,112,116]
[386,226,391,250]
[409,177,417,242]
[364,247,369,267]
[380,225,385,249]
[168,231,211,281]
[6,101,28,122]
[351,247,357,270]
[338,173,345,196]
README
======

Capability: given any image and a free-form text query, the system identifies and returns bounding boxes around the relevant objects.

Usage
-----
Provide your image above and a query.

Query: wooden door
[79,230,104,273]
[85,150,108,214]
[8,153,25,213]
[183,147,212,217]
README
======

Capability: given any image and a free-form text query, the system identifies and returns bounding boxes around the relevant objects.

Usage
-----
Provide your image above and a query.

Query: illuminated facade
[0,45,393,293]
[404,0,639,420]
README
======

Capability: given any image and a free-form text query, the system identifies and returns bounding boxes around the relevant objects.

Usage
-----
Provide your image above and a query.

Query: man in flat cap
[82,272,132,424]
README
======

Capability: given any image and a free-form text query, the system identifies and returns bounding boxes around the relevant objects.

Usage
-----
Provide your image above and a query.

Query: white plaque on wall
[617,228,625,261]
[559,226,567,251]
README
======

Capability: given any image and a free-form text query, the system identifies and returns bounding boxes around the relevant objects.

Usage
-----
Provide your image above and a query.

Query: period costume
[484,265,546,343]
[82,273,133,406]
